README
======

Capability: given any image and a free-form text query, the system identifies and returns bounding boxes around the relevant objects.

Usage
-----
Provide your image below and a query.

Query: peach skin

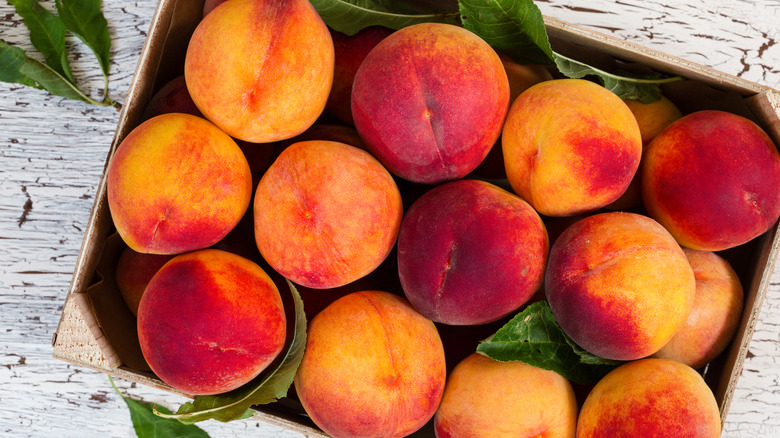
[502,79,642,216]
[607,95,683,210]
[294,291,446,438]
[577,358,721,437]
[185,0,334,143]
[137,249,286,396]
[435,353,578,438]
[107,113,252,255]
[398,179,548,325]
[327,26,394,125]
[115,246,174,316]
[352,22,509,184]
[545,212,695,361]
[642,110,780,251]
[653,247,744,369]
[254,141,403,289]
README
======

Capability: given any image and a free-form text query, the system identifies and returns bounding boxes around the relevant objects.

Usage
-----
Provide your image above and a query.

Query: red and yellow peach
[397,179,548,325]
[107,113,252,255]
[352,22,509,184]
[253,140,403,289]
[137,249,286,395]
[502,79,642,216]
[115,246,174,316]
[545,212,695,361]
[294,291,446,438]
[185,0,334,142]
[435,353,578,438]
[653,247,744,369]
[642,110,780,250]
[577,358,721,437]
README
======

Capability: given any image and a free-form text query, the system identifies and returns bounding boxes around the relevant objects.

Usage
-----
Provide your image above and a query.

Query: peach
[137,249,286,395]
[607,96,683,210]
[352,22,510,184]
[499,52,554,106]
[626,96,684,146]
[577,358,721,437]
[141,75,203,121]
[294,291,446,438]
[254,141,403,289]
[185,0,334,143]
[327,26,394,125]
[642,110,780,251]
[502,79,642,217]
[545,212,695,361]
[115,246,174,316]
[435,353,578,438]
[397,179,548,325]
[107,113,252,255]
[653,248,744,369]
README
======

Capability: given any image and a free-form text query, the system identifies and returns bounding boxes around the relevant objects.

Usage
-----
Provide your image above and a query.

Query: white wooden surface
[0,1,778,437]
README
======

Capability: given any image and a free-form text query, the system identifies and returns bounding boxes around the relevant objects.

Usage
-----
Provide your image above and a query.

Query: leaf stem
[108,374,122,397]
[552,51,683,84]
[328,0,459,20]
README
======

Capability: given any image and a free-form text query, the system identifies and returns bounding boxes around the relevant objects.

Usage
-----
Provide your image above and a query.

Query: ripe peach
[435,353,578,438]
[115,246,174,316]
[653,248,744,369]
[577,358,721,437]
[397,179,548,325]
[107,113,252,255]
[294,291,446,438]
[254,141,403,289]
[141,75,202,121]
[352,22,509,184]
[642,110,780,251]
[185,0,334,143]
[327,26,394,125]
[607,96,683,210]
[503,79,642,217]
[545,212,695,361]
[137,249,286,395]
[499,52,554,105]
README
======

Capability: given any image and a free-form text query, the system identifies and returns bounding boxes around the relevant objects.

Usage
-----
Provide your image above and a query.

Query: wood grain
[1,1,779,437]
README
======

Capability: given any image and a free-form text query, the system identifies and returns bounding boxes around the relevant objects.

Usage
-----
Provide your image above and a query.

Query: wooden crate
[53,0,780,436]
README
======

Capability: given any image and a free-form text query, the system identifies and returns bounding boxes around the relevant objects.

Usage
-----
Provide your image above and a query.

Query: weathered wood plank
[1,0,779,437]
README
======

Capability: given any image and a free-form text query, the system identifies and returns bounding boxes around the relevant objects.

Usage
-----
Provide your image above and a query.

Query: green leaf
[125,399,212,438]
[476,300,623,385]
[156,280,308,424]
[7,0,75,84]
[54,0,111,79]
[0,41,39,87]
[0,40,107,104]
[309,0,461,36]
[552,52,683,103]
[109,376,211,438]
[457,0,554,65]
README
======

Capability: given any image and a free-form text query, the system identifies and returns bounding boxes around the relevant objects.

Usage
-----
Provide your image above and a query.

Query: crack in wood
[18,186,32,228]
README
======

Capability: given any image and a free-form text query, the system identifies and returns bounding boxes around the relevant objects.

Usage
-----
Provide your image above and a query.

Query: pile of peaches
[106,0,780,436]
